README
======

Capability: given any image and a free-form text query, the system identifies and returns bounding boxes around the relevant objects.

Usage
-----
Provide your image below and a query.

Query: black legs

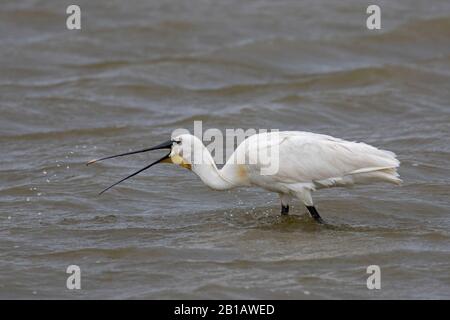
[306,206,325,224]
[280,203,324,224]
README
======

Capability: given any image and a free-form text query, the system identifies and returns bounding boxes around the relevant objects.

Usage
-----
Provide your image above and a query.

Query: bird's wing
[240,131,399,184]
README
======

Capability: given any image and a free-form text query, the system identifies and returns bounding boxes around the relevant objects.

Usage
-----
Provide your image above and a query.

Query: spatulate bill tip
[86,159,98,166]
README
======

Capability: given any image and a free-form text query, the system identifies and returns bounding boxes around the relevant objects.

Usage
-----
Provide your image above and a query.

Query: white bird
[87,131,401,223]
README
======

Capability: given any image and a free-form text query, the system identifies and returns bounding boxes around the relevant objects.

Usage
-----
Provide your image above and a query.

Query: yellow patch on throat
[170,154,192,170]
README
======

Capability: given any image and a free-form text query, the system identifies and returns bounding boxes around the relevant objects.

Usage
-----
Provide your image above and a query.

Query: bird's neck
[193,164,235,191]
[190,145,239,191]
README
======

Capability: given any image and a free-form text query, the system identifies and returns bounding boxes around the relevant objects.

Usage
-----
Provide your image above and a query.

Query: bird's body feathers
[219,131,401,206]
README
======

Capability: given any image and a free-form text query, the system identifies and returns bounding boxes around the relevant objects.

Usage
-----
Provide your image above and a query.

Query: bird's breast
[237,164,248,179]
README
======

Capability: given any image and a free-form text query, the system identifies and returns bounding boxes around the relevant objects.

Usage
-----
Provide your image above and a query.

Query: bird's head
[87,134,204,194]
[167,133,209,170]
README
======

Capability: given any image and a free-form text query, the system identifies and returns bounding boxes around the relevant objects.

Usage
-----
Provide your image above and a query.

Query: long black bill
[86,139,174,195]
[98,152,171,195]
[86,140,173,166]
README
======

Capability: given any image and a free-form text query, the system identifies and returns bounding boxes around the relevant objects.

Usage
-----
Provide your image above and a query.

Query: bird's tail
[349,165,402,185]
[347,145,402,185]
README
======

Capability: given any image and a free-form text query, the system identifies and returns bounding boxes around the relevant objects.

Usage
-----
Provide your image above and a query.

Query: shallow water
[1,0,450,299]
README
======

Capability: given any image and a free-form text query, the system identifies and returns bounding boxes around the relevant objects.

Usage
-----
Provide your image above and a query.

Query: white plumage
[88,131,401,223]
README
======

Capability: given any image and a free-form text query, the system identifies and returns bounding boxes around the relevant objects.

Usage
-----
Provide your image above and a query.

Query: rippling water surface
[1,0,450,299]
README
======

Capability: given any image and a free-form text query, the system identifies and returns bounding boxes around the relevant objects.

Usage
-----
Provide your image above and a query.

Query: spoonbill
[87,131,401,223]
